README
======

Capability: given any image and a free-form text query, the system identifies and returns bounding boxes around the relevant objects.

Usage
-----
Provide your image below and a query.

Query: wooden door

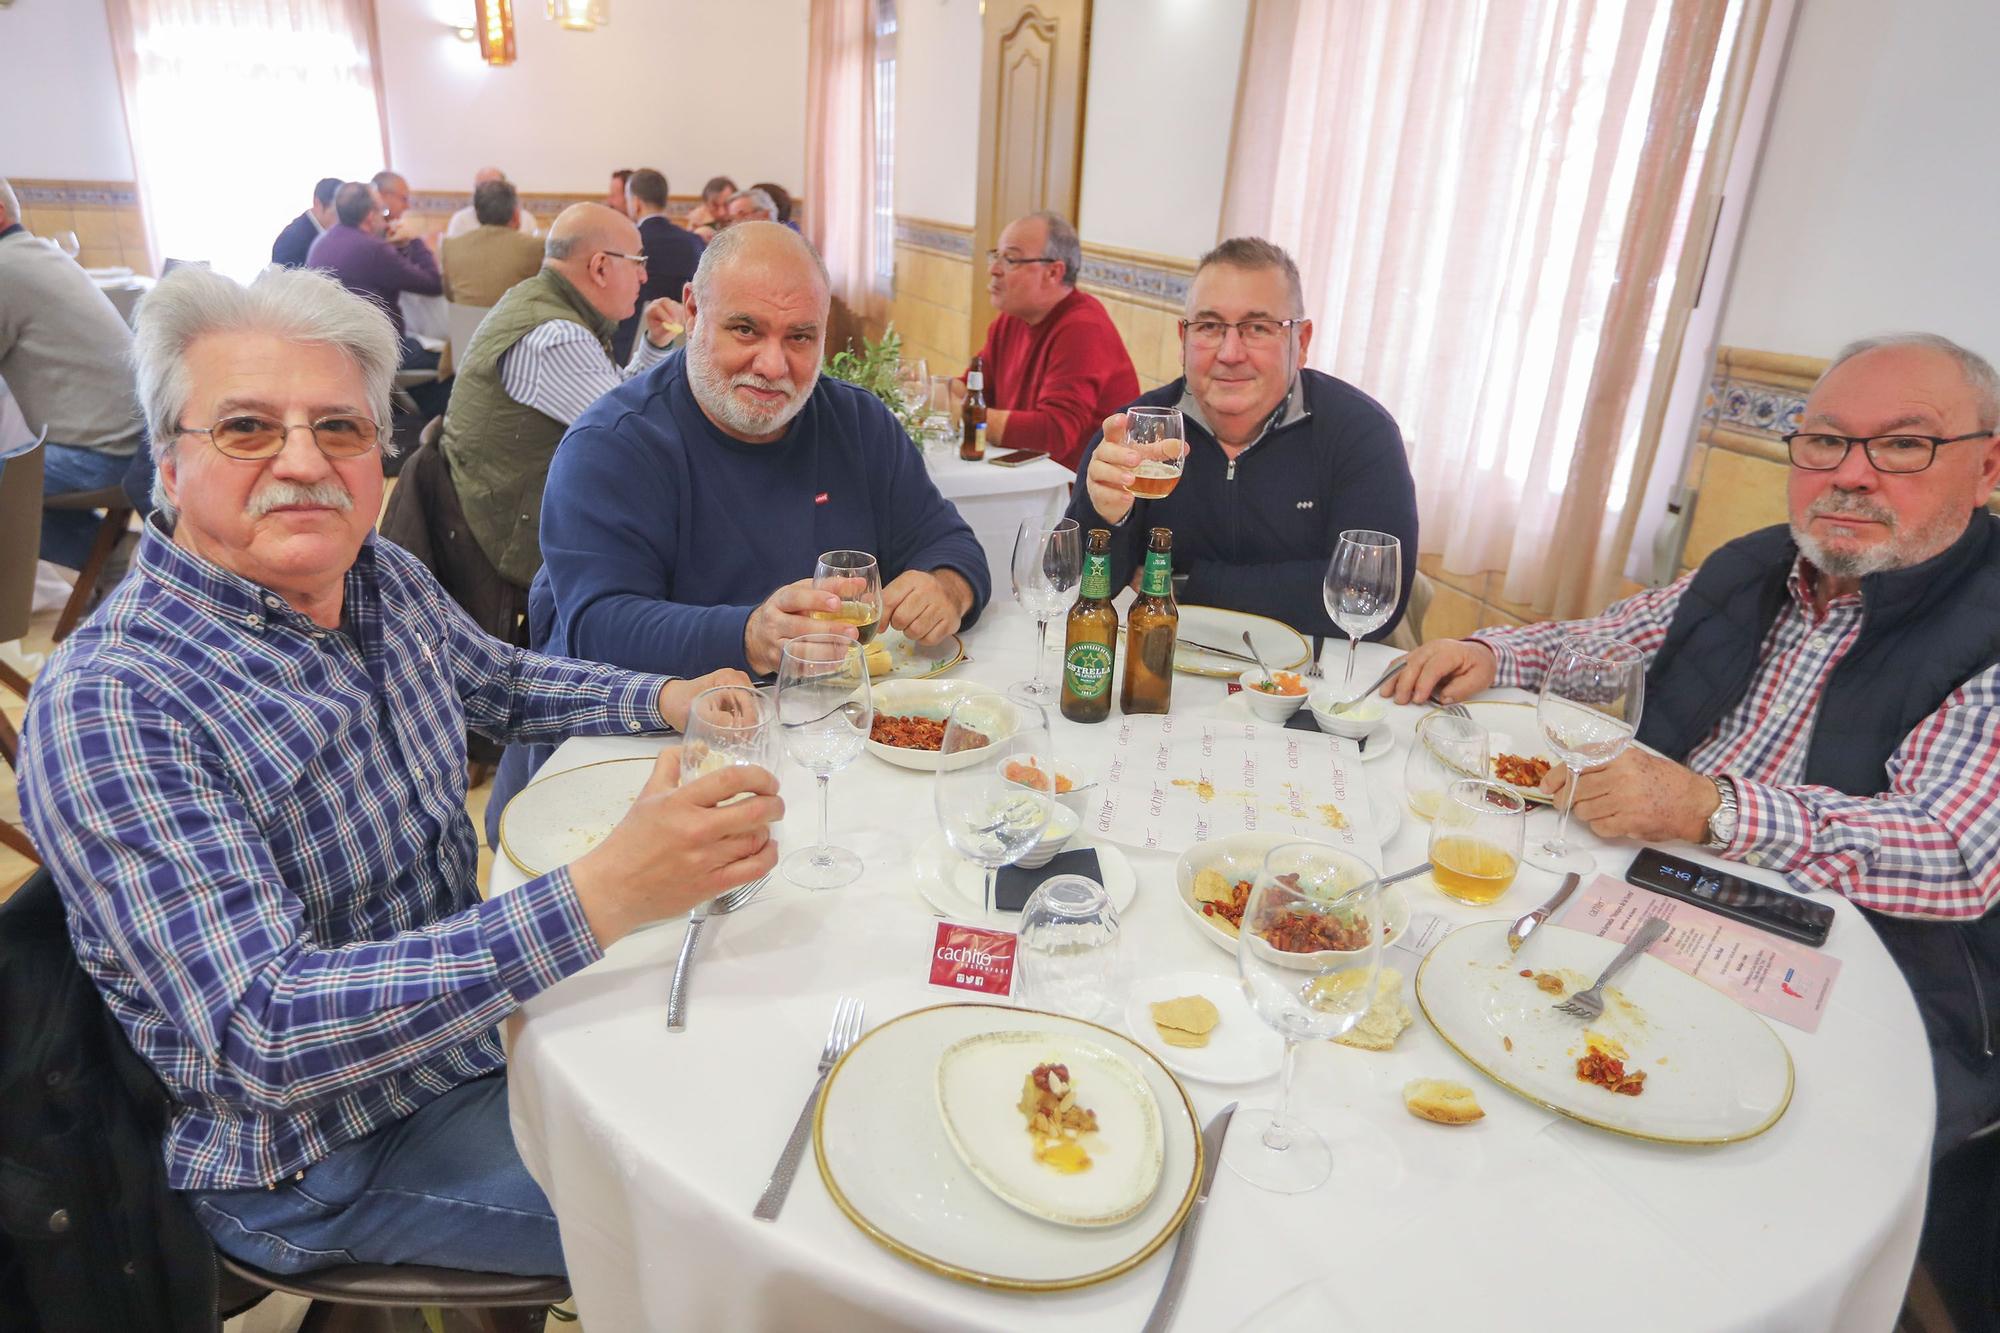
[970,0,1093,344]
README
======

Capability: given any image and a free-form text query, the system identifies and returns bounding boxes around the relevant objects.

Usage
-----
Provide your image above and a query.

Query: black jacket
[612,215,706,364]
[0,872,221,1331]
[270,211,320,269]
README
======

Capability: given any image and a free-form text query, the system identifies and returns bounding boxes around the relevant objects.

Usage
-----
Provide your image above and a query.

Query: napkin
[994,848,1104,913]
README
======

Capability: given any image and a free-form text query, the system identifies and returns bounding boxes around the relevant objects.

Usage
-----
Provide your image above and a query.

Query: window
[871,0,898,293]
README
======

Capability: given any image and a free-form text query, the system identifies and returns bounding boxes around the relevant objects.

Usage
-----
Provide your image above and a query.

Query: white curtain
[1225,0,1746,617]
[805,0,881,326]
[105,0,390,284]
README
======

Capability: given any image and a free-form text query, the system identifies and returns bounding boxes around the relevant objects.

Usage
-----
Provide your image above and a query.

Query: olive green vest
[439,267,618,587]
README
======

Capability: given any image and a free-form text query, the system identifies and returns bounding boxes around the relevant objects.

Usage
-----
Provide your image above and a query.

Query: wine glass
[1016,874,1122,1022]
[1403,713,1490,822]
[895,357,929,417]
[1525,635,1647,874]
[924,374,956,454]
[935,694,1054,915]
[811,550,883,645]
[1008,517,1082,703]
[1124,406,1187,498]
[53,231,81,260]
[775,634,874,888]
[678,684,778,790]
[1230,842,1384,1193]
[1427,779,1527,905]
[1323,530,1402,687]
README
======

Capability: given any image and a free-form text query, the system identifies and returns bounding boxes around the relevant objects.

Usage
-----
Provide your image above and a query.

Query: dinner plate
[1213,692,1394,761]
[1414,920,1795,1144]
[864,678,1015,772]
[498,756,653,877]
[814,1004,1201,1291]
[935,1029,1164,1226]
[1173,831,1411,958]
[1427,699,1557,805]
[1124,970,1284,1085]
[868,628,967,681]
[912,833,1137,923]
[1156,605,1311,679]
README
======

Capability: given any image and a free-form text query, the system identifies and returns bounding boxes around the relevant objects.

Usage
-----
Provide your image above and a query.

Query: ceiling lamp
[474,0,516,65]
[546,0,610,31]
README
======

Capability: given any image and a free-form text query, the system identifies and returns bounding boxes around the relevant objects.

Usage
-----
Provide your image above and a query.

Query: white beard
[685,328,816,438]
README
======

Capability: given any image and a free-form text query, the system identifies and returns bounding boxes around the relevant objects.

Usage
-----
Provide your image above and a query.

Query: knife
[1507,871,1581,954]
[1141,1102,1237,1333]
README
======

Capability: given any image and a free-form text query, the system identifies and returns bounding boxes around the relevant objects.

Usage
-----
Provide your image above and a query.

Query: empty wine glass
[1008,517,1082,703]
[1526,635,1647,874]
[1124,406,1188,498]
[775,634,873,888]
[678,684,777,790]
[896,357,929,417]
[935,694,1053,916]
[1230,842,1384,1193]
[1016,874,1122,1022]
[1403,713,1490,822]
[811,550,883,644]
[1323,531,1402,687]
[924,374,955,453]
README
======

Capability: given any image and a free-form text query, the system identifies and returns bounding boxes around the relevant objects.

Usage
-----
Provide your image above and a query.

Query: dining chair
[215,1251,570,1333]
[447,301,494,369]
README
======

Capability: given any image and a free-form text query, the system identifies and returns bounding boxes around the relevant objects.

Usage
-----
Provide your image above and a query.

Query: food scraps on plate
[1149,995,1220,1049]
[1019,1062,1099,1174]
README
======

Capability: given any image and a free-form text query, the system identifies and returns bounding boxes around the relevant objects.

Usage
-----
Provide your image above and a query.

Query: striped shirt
[1477,562,2000,920]
[19,523,674,1190]
[499,318,671,426]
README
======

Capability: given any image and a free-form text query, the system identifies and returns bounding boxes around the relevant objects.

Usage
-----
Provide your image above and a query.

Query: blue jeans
[186,1074,565,1277]
[40,442,136,569]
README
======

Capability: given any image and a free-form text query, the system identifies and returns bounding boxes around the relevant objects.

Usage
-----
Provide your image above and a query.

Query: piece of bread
[1333,967,1411,1051]
[1403,1078,1485,1125]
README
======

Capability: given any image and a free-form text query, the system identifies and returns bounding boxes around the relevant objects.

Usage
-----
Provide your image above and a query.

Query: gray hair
[690,220,830,308]
[1028,211,1081,288]
[1824,333,2000,432]
[473,178,518,227]
[133,266,400,516]
[736,187,780,220]
[1193,237,1306,319]
[0,177,19,223]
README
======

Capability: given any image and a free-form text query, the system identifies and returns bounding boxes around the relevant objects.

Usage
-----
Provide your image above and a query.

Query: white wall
[1076,0,1246,258]
[0,0,134,179]
[892,0,980,225]
[374,0,810,194]
[1717,0,2000,359]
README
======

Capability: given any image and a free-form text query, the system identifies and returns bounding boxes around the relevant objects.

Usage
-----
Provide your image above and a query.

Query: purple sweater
[304,224,442,337]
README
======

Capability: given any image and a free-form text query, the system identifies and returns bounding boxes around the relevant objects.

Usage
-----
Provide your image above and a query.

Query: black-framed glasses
[1178,317,1307,349]
[600,249,648,267]
[986,250,1061,269]
[1781,430,1990,474]
[175,414,381,461]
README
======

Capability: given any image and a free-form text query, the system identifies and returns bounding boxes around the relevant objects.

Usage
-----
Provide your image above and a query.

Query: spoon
[1508,872,1582,953]
[1240,631,1279,690]
[1330,655,1410,716]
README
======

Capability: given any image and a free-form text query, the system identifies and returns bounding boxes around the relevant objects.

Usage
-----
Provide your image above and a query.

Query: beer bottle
[1120,527,1177,715]
[1061,529,1119,723]
[960,356,988,461]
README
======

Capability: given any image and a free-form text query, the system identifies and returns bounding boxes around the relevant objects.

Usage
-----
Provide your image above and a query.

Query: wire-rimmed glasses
[174,415,382,460]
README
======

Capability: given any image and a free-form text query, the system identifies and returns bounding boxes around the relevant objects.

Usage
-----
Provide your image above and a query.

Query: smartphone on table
[1624,847,1834,947]
[987,449,1045,467]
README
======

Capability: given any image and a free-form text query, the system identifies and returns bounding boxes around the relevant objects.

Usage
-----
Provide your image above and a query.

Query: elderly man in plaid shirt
[1392,333,2000,1156]
[19,265,781,1279]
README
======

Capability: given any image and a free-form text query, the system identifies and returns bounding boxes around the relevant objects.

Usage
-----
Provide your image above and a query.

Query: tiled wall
[11,180,151,274]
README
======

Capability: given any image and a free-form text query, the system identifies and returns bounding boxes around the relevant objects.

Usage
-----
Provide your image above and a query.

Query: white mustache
[1808,492,1896,528]
[730,373,797,399]
[248,480,354,518]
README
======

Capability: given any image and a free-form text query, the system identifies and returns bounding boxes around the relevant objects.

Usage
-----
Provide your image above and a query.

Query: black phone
[1624,847,1834,947]
[987,449,1045,467]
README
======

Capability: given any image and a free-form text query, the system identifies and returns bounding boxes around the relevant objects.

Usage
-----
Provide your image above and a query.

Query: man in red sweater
[959,211,1138,472]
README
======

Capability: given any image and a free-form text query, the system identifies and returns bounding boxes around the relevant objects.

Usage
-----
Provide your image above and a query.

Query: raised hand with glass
[810,549,883,645]
[934,695,1054,916]
[1123,406,1188,498]
[1527,635,1647,874]
[1324,529,1402,686]
[775,634,874,889]
[1008,517,1082,703]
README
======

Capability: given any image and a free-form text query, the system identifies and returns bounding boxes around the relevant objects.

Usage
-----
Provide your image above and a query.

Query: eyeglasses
[1178,317,1306,349]
[1781,430,1991,474]
[986,250,1062,269]
[175,414,381,461]
[600,250,648,268]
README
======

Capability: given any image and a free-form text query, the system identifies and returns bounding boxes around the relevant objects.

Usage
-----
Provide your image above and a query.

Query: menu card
[1085,715,1375,861]
[1556,875,1841,1033]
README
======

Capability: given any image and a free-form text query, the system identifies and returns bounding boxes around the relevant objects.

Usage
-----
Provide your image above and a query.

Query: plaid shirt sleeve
[1472,574,1691,688]
[1726,664,2000,919]
[23,670,605,1114]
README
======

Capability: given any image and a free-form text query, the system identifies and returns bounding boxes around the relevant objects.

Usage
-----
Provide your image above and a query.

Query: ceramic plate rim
[1423,699,1556,806]
[497,755,655,878]
[912,832,1137,922]
[872,628,967,681]
[864,678,1014,771]
[1161,605,1311,679]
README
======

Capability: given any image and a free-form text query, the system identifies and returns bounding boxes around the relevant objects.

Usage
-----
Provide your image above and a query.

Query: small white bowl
[1014,802,1081,869]
[1003,759,1099,817]
[1236,669,1310,723]
[1308,689,1389,742]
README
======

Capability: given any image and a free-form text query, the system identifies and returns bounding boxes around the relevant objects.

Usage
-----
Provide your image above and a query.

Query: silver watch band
[1703,775,1739,851]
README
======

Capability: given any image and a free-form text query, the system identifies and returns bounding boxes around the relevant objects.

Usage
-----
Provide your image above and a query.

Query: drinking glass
[811,549,884,645]
[53,231,81,260]
[1016,874,1122,1022]
[678,684,778,790]
[1427,779,1527,905]
[1526,635,1647,874]
[1403,713,1490,822]
[1008,517,1082,703]
[935,695,1054,915]
[895,357,929,417]
[1323,530,1402,687]
[1230,842,1384,1193]
[775,634,873,888]
[1123,406,1187,498]
[923,374,956,453]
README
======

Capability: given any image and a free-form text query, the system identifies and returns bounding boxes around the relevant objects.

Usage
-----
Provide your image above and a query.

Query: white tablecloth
[921,451,1073,595]
[493,608,1932,1333]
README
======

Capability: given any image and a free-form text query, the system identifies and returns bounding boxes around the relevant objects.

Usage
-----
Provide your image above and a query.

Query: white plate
[935,1030,1164,1227]
[864,678,1016,772]
[1213,692,1394,762]
[498,756,653,877]
[1124,970,1284,1085]
[1414,920,1795,1144]
[912,833,1137,924]
[1169,606,1310,679]
[815,1004,1202,1291]
[1172,831,1411,957]
[1432,699,1557,805]
[868,628,967,681]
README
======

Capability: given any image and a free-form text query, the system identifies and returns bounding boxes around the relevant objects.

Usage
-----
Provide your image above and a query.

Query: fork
[1307,635,1325,680]
[753,996,865,1221]
[665,873,769,1033]
[1555,918,1670,1021]
[1438,701,1473,720]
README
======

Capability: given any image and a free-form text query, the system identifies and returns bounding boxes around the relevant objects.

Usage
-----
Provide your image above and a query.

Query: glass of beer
[1124,406,1187,498]
[1426,779,1526,905]
[811,550,883,644]
[1404,713,1489,821]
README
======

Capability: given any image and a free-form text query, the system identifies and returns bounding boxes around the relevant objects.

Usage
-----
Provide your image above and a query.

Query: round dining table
[490,601,1933,1333]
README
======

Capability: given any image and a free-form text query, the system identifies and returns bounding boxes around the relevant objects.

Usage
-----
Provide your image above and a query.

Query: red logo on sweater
[815,492,830,505]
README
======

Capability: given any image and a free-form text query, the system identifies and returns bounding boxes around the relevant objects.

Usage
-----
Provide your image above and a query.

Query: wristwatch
[1702,776,1740,851]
